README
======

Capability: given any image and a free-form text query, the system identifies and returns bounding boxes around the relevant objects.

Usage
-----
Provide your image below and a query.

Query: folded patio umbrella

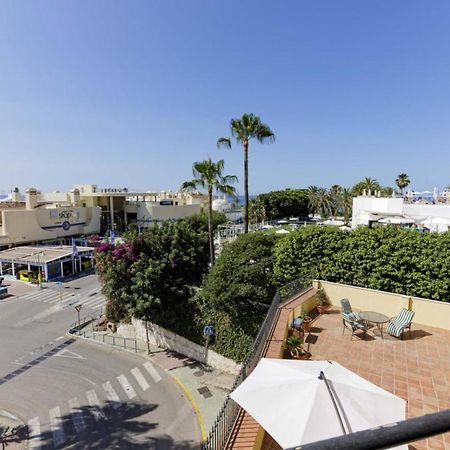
[230,359,407,449]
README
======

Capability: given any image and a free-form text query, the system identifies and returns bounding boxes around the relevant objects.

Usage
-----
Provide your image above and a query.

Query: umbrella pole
[318,371,347,435]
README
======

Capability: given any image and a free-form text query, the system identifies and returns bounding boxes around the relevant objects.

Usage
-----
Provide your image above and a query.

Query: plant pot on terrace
[284,336,311,360]
[315,288,330,314]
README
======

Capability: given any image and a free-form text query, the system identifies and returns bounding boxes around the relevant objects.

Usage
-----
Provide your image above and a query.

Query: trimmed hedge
[274,226,450,301]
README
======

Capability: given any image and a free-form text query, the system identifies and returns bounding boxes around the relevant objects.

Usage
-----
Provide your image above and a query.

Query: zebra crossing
[26,360,162,449]
[18,287,106,313]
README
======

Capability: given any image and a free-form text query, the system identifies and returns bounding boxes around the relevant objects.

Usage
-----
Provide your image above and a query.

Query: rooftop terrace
[226,282,450,450]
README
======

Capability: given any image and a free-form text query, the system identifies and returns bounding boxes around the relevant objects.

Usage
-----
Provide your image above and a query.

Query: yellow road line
[171,374,207,442]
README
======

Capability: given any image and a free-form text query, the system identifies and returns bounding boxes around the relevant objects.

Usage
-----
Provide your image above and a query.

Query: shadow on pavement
[33,401,200,449]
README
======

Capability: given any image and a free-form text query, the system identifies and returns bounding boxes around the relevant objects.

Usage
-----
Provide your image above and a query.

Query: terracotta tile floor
[262,309,450,450]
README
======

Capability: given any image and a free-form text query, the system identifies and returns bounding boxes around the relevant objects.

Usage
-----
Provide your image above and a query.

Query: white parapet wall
[132,317,241,375]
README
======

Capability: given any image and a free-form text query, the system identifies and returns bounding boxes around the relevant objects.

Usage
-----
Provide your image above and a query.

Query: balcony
[226,281,450,450]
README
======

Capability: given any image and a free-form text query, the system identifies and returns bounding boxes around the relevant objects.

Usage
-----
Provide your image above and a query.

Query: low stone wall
[317,280,450,330]
[131,317,241,375]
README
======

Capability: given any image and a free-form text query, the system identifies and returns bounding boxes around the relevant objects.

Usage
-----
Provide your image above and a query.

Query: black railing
[287,409,450,450]
[202,276,313,450]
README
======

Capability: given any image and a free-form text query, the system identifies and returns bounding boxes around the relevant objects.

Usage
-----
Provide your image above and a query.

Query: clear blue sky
[1,1,450,195]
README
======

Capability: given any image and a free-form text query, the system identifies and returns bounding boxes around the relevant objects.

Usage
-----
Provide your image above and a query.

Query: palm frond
[217,137,232,149]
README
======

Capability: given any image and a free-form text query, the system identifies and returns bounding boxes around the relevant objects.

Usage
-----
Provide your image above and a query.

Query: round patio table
[359,311,390,339]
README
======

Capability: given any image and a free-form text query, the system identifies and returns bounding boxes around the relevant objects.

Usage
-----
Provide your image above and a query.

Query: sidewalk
[73,323,236,440]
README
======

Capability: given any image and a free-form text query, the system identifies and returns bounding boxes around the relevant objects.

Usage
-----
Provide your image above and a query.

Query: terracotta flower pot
[302,316,312,333]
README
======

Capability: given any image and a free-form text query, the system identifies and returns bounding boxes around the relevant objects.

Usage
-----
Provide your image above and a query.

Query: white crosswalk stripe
[49,406,66,447]
[102,381,122,409]
[143,361,162,383]
[86,389,106,421]
[131,367,150,391]
[117,374,137,399]
[27,416,41,449]
[68,397,87,432]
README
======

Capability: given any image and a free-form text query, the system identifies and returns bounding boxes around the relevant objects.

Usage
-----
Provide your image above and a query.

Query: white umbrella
[230,359,406,449]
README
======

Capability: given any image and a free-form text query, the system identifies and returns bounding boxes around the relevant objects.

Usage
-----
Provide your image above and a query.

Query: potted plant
[300,306,312,333]
[284,336,311,360]
[316,288,330,314]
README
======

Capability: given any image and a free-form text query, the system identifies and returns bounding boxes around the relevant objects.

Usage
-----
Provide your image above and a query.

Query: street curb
[67,331,207,443]
[170,374,207,443]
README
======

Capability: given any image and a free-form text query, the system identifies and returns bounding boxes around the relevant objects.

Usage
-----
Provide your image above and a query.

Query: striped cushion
[387,308,415,337]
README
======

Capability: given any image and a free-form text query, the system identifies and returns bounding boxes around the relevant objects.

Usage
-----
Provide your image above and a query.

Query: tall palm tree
[217,113,275,233]
[181,158,237,265]
[395,173,410,196]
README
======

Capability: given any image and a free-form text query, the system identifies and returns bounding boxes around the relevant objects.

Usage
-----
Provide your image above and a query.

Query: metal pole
[318,371,346,435]
[37,252,42,289]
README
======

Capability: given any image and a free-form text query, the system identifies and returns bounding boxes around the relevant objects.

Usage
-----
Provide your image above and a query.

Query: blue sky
[1,1,450,195]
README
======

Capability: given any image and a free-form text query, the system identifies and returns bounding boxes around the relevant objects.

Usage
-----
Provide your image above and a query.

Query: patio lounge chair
[341,298,366,339]
[386,308,415,340]
[340,298,361,322]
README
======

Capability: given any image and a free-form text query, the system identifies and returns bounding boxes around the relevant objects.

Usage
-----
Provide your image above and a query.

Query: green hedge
[274,226,450,301]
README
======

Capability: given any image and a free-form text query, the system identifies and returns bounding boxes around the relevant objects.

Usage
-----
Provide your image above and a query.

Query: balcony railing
[201,275,313,450]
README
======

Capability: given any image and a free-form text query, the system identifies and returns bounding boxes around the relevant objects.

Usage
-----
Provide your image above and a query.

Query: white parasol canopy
[230,359,406,449]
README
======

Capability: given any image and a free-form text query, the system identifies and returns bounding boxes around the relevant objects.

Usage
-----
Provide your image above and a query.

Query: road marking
[83,297,104,307]
[117,374,137,399]
[27,416,41,449]
[143,361,162,383]
[55,349,86,359]
[102,381,122,409]
[49,406,66,447]
[68,397,86,432]
[131,367,150,391]
[86,389,105,420]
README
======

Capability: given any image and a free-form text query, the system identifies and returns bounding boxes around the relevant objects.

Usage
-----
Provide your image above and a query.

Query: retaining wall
[131,317,241,375]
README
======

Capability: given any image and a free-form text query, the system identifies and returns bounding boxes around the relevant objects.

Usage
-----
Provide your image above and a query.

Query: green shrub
[274,226,450,301]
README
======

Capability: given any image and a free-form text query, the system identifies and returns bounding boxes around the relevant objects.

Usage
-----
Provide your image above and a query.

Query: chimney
[11,187,21,202]
[25,187,38,210]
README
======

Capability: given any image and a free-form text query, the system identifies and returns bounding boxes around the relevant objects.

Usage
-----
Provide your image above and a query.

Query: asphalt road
[0,275,200,449]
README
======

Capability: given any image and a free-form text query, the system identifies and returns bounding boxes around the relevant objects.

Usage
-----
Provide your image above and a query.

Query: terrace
[224,281,450,450]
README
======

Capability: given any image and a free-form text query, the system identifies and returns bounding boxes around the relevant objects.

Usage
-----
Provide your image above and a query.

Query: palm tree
[395,173,410,196]
[181,158,237,265]
[306,185,320,216]
[328,185,342,217]
[339,188,353,224]
[352,177,381,196]
[217,113,275,233]
[316,188,332,218]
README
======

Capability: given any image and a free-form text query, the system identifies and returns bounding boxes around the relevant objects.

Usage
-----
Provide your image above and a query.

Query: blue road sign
[203,325,215,337]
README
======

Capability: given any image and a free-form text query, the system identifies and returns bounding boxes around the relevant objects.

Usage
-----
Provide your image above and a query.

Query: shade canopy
[230,359,406,449]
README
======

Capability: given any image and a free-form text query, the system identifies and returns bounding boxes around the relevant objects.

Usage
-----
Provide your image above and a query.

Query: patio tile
[260,311,450,450]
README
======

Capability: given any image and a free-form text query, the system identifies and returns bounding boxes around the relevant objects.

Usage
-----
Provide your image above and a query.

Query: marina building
[0,185,208,247]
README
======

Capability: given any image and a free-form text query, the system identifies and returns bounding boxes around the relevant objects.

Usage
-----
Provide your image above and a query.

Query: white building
[352,194,450,232]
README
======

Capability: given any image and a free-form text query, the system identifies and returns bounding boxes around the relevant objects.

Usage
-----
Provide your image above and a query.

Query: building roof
[0,245,94,264]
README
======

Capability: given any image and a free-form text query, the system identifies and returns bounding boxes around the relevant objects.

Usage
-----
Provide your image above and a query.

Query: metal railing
[73,329,139,352]
[288,409,450,450]
[202,276,313,450]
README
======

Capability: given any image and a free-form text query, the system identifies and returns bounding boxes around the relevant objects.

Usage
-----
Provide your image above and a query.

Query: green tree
[194,233,278,361]
[328,185,342,217]
[395,173,410,196]
[339,188,353,224]
[217,113,275,233]
[250,189,309,221]
[306,185,320,216]
[352,177,381,196]
[181,158,237,265]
